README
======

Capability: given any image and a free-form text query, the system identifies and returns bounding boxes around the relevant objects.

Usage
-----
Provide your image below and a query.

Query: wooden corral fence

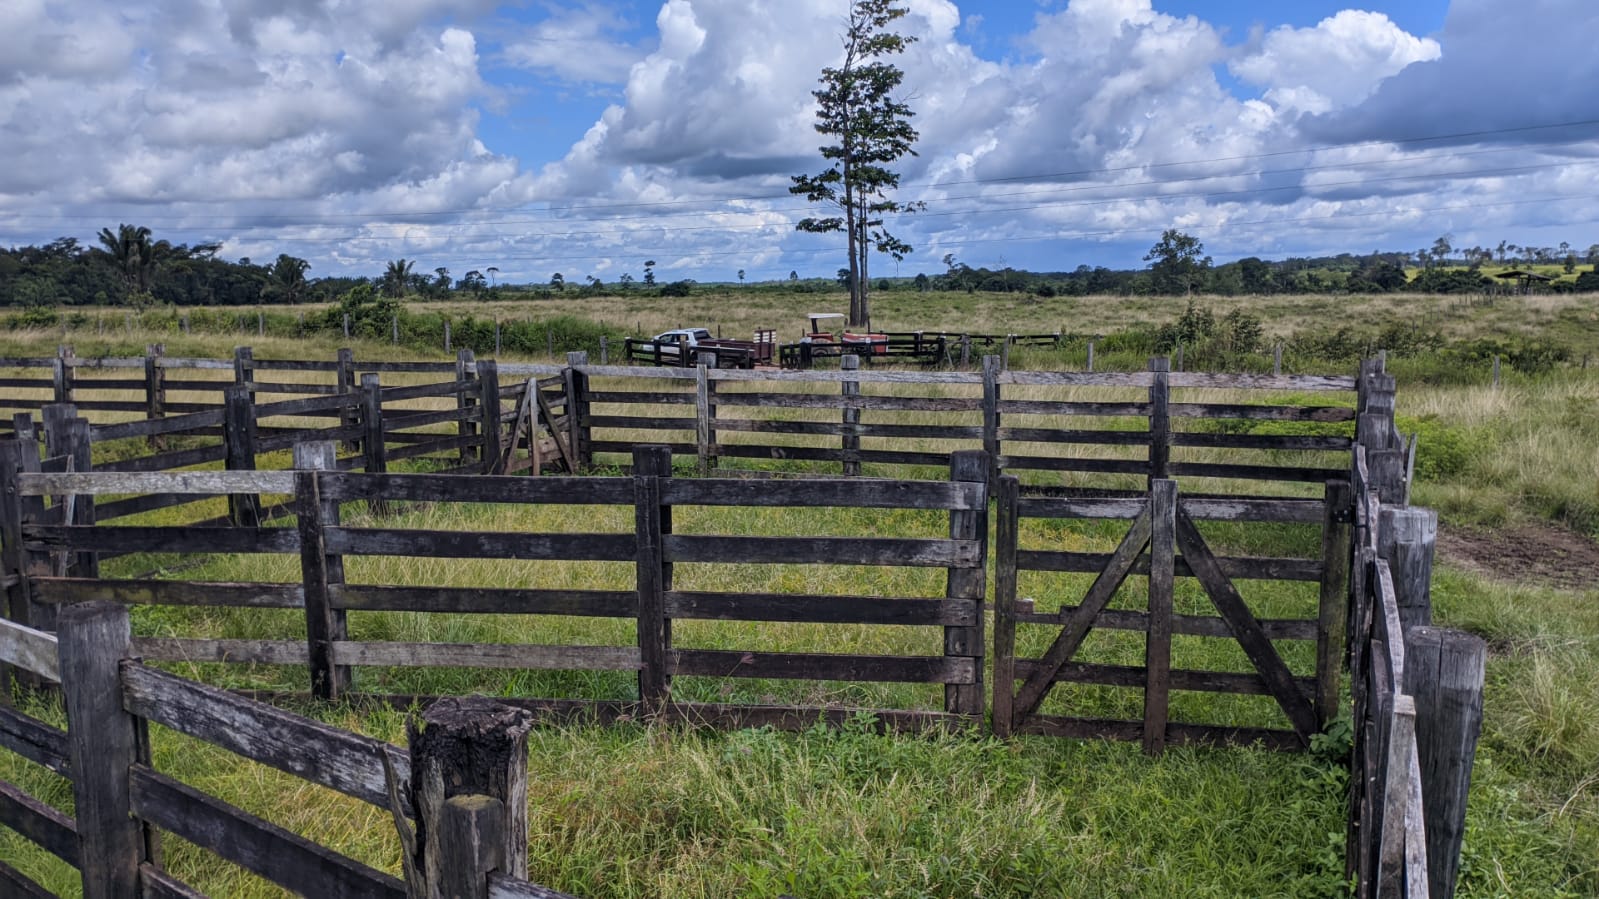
[0,604,579,898]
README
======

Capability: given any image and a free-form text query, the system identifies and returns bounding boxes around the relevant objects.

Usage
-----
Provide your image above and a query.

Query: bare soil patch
[1437,520,1599,592]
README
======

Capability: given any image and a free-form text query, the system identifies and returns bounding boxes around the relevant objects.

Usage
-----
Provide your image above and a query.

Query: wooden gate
[993,476,1351,752]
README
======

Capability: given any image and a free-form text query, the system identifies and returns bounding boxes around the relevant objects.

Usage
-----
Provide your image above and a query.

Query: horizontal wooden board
[140,865,208,899]
[1006,604,1318,640]
[333,585,636,616]
[1171,433,1352,452]
[1000,371,1153,388]
[999,455,1149,475]
[1015,714,1303,750]
[1168,461,1345,483]
[324,528,636,561]
[133,638,310,665]
[587,391,695,406]
[0,778,78,866]
[374,379,472,402]
[1167,372,1355,391]
[1012,660,1316,697]
[21,470,296,496]
[587,415,698,431]
[382,407,473,432]
[665,534,980,567]
[659,478,984,510]
[665,591,978,625]
[96,444,228,473]
[25,525,300,555]
[0,708,69,774]
[317,472,634,506]
[332,640,642,671]
[1016,549,1321,581]
[0,618,60,682]
[35,578,304,609]
[713,393,984,413]
[129,766,407,899]
[95,492,211,522]
[1016,496,1325,523]
[670,649,977,684]
[0,858,54,899]
[121,664,411,815]
[92,408,228,441]
[1169,403,1355,422]
[999,427,1150,446]
[487,871,582,899]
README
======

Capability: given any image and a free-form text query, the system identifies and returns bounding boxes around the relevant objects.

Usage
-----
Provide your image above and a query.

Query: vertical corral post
[840,355,861,477]
[990,474,1020,737]
[336,347,358,453]
[233,345,255,392]
[407,698,534,899]
[58,601,150,899]
[1317,480,1353,729]
[695,361,718,476]
[444,319,452,353]
[1380,506,1437,634]
[477,359,502,475]
[1086,339,1095,373]
[144,344,165,451]
[56,411,97,580]
[981,355,1002,486]
[944,450,989,718]
[633,446,672,713]
[599,335,609,365]
[1142,478,1177,755]
[565,351,591,469]
[0,437,45,640]
[52,346,75,406]
[1147,357,1171,487]
[456,349,478,468]
[294,441,351,700]
[1402,626,1486,899]
[360,374,388,514]
[222,384,261,527]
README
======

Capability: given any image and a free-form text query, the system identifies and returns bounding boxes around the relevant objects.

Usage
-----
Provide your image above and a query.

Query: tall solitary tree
[1144,230,1210,296]
[791,0,923,328]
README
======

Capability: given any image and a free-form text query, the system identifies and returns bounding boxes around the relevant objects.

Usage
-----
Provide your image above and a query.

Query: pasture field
[0,290,1595,897]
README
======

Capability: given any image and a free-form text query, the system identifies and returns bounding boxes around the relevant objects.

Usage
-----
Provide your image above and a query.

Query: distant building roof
[1494,269,1554,282]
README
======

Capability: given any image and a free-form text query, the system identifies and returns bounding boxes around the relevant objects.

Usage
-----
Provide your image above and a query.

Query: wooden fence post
[58,601,150,899]
[599,335,609,365]
[565,352,591,469]
[444,320,452,354]
[407,698,534,898]
[360,375,388,514]
[1318,480,1353,729]
[1148,357,1171,486]
[1085,339,1095,373]
[336,348,358,452]
[840,355,860,477]
[223,385,261,527]
[696,362,717,476]
[945,450,988,718]
[53,346,75,406]
[0,438,45,642]
[1402,627,1486,899]
[633,446,672,712]
[991,474,1020,737]
[494,319,501,357]
[1380,506,1437,634]
[233,346,255,392]
[44,408,96,581]
[391,315,399,345]
[294,441,351,700]
[144,344,166,451]
[1143,478,1177,755]
[343,313,350,340]
[1273,344,1284,376]
[981,355,1001,486]
[959,334,971,368]
[454,349,478,468]
[477,360,501,475]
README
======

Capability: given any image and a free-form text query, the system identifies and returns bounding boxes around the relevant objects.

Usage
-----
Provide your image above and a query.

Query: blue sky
[2,0,1595,285]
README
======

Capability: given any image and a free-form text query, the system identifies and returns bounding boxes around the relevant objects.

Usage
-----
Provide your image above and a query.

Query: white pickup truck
[625,328,775,368]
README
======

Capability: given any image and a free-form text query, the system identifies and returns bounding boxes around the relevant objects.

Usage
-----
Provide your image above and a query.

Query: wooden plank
[323,528,635,561]
[1012,660,1318,697]
[944,450,988,717]
[1016,495,1325,523]
[1144,479,1176,754]
[141,863,207,899]
[1172,433,1352,452]
[0,859,54,899]
[0,707,69,774]
[1318,481,1352,729]
[25,525,299,555]
[998,427,1150,446]
[1166,372,1356,391]
[94,492,211,522]
[85,444,228,473]
[128,766,407,899]
[659,478,983,510]
[332,641,642,671]
[1168,461,1347,483]
[132,638,310,665]
[34,578,304,609]
[333,585,636,617]
[487,871,583,899]
[998,455,1150,476]
[0,778,79,865]
[711,393,984,413]
[992,476,1020,737]
[585,390,695,405]
[633,446,672,709]
[664,535,980,567]
[1017,714,1304,750]
[1376,695,1418,897]
[1017,549,1322,581]
[1174,510,1318,742]
[1169,403,1356,422]
[121,665,411,816]
[670,650,977,684]
[316,472,634,506]
[1011,605,1319,640]
[664,591,977,626]
[20,470,296,496]
[1010,506,1152,726]
[999,371,1153,388]
[0,618,60,682]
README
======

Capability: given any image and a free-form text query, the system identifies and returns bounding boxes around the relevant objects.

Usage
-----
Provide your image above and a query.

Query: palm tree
[486,266,499,287]
[268,255,311,304]
[382,259,415,298]
[96,224,153,292]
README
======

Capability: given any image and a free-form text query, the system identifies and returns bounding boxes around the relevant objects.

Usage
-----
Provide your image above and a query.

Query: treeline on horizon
[3,224,1599,309]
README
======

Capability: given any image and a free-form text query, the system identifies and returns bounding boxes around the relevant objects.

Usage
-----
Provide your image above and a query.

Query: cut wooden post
[294,441,351,700]
[477,360,502,475]
[1086,339,1095,373]
[1148,357,1171,486]
[960,334,971,368]
[1317,480,1353,729]
[546,329,554,359]
[223,385,261,527]
[494,319,502,357]
[444,319,452,353]
[391,314,398,345]
[1142,478,1177,755]
[456,349,478,467]
[1380,506,1437,634]
[991,475,1020,738]
[1273,344,1283,376]
[144,344,166,451]
[1000,336,1012,371]
[1376,693,1418,896]
[565,351,591,469]
[58,601,149,899]
[0,438,45,647]
[233,345,255,390]
[840,355,860,477]
[696,363,717,476]
[336,348,358,452]
[945,450,988,718]
[257,310,264,337]
[1174,344,1184,372]
[981,355,1001,485]
[360,374,388,514]
[633,446,672,712]
[599,335,609,365]
[52,346,76,407]
[342,313,350,339]
[407,697,534,898]
[1403,626,1486,899]
[47,410,96,580]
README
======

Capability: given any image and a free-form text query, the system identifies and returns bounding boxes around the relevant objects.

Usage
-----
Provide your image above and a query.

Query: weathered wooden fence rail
[0,606,578,898]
